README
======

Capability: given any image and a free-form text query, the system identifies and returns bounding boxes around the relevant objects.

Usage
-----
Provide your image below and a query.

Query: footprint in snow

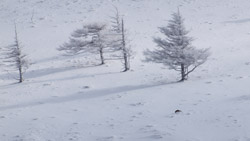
[32,118,38,121]
[205,81,212,84]
[106,95,123,101]
[49,116,55,119]
[130,102,144,107]
[63,127,81,141]
[206,93,212,96]
[73,122,78,125]
[235,76,243,79]
[0,116,5,119]
[66,132,80,141]
[141,125,170,139]
[149,134,165,139]
[43,83,51,86]
[72,109,78,112]
[245,62,250,65]
[82,86,90,89]
[97,136,123,141]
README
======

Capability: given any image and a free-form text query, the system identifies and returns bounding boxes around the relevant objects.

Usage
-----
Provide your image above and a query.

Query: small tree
[87,23,108,65]
[110,7,132,72]
[145,10,210,81]
[4,24,29,83]
[58,23,108,65]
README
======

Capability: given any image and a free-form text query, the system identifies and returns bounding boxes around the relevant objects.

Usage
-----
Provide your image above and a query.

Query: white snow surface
[1,0,250,140]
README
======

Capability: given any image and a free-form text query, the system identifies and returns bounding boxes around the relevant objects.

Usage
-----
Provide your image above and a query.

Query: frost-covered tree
[87,23,108,65]
[110,7,121,33]
[58,26,91,55]
[145,10,210,81]
[4,24,29,83]
[110,7,132,72]
[120,19,131,72]
[58,23,108,65]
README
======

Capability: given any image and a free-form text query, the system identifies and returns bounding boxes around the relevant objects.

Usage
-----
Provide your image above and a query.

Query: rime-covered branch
[145,10,210,81]
[110,7,132,72]
[4,24,29,83]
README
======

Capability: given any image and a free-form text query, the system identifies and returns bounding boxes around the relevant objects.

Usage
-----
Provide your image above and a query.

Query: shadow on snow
[0,81,177,111]
[223,18,250,24]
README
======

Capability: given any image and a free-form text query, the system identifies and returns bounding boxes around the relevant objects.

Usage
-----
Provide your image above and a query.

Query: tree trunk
[180,64,185,81]
[123,52,129,72]
[19,66,23,83]
[15,24,23,83]
[99,48,104,65]
[121,19,129,72]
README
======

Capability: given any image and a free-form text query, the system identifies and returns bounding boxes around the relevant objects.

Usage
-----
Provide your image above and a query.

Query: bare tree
[110,7,132,72]
[120,19,131,72]
[4,24,29,83]
[145,10,210,81]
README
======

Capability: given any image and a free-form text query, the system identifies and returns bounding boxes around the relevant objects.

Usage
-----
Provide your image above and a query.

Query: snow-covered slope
[0,0,250,140]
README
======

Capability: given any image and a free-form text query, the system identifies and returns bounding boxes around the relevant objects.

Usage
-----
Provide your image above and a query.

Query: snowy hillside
[0,0,250,140]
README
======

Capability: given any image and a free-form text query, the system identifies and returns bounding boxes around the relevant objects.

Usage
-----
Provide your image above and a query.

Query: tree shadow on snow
[0,81,177,111]
[0,65,108,88]
[25,63,103,79]
[24,66,86,79]
[33,71,121,84]
[223,18,250,24]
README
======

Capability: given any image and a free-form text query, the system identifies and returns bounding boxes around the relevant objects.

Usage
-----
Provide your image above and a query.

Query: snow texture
[0,0,250,141]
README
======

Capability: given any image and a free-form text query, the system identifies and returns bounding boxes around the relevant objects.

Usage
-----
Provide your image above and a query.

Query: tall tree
[4,24,29,83]
[120,19,130,72]
[110,7,132,72]
[145,10,210,81]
